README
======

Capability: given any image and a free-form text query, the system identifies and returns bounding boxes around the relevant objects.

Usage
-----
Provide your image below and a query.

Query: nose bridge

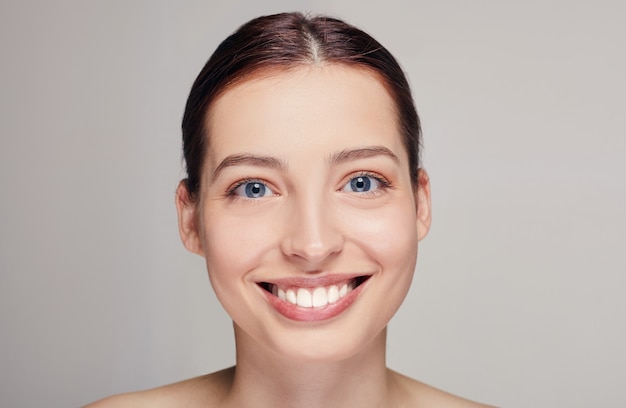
[282,189,343,266]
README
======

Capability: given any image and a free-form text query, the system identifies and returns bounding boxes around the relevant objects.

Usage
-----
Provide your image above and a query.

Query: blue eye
[232,181,274,198]
[342,175,383,193]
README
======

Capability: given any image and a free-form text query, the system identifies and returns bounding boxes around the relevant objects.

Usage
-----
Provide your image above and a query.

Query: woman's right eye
[229,180,275,199]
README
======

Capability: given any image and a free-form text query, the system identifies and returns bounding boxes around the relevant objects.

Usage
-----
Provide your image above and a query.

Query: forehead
[205,65,405,166]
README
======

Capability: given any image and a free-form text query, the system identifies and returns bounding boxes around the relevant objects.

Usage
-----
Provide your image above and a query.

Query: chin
[265,324,387,364]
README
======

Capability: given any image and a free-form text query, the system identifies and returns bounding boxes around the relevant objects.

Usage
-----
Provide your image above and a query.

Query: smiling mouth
[258,276,370,308]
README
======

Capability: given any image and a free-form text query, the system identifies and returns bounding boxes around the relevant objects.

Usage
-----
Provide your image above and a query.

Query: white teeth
[338,283,348,298]
[274,280,358,308]
[312,287,328,307]
[286,289,297,304]
[327,285,339,304]
[296,288,312,307]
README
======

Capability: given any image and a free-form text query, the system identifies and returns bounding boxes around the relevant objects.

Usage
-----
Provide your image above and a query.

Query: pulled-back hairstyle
[182,12,421,198]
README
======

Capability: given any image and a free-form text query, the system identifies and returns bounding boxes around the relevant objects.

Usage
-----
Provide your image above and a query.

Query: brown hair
[182,12,421,198]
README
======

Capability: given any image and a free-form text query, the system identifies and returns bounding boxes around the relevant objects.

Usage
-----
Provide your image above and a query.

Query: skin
[85,65,493,407]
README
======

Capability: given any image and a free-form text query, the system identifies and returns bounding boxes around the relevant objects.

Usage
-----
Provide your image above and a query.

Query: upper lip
[256,273,372,288]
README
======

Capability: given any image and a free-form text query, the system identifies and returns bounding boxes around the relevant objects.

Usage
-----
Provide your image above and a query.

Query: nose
[280,195,344,268]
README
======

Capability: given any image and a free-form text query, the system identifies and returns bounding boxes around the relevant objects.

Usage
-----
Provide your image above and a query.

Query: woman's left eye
[231,180,275,198]
[341,174,386,193]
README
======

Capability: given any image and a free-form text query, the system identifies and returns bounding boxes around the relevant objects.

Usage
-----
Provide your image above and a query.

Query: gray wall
[1,1,624,407]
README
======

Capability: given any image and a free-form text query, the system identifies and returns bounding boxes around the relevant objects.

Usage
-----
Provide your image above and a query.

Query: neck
[224,324,396,408]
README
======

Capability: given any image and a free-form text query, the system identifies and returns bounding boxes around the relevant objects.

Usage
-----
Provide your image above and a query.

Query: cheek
[346,201,418,311]
[345,201,418,267]
[344,205,418,336]
[201,210,278,290]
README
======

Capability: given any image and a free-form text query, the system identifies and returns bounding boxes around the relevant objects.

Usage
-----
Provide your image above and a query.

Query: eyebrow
[329,146,400,165]
[213,153,287,178]
[212,146,399,179]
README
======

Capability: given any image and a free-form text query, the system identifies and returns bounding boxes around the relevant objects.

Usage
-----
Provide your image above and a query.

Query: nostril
[281,239,345,266]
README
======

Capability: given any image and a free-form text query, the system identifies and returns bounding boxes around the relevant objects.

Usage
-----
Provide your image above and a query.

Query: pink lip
[258,275,370,322]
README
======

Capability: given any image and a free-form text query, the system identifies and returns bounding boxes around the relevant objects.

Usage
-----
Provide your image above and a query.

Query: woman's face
[177,65,431,362]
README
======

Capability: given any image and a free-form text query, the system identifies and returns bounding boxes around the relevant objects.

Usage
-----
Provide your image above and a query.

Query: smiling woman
[85,12,493,408]
[194,67,421,345]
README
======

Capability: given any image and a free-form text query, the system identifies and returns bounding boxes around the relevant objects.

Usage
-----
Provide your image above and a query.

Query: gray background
[1,1,624,407]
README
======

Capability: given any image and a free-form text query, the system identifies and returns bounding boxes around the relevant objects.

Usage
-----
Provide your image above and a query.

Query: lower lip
[261,281,367,322]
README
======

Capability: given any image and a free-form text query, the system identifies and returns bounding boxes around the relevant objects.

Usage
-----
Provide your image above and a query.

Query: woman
[88,12,492,407]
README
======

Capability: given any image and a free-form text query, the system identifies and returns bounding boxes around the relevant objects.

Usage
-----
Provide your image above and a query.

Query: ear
[175,180,205,257]
[415,169,432,242]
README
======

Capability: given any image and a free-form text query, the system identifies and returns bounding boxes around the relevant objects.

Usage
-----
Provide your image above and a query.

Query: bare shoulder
[83,367,234,408]
[389,370,496,408]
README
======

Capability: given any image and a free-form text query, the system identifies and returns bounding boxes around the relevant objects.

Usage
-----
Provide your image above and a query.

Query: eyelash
[343,171,392,194]
[226,178,270,198]
[224,171,392,200]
